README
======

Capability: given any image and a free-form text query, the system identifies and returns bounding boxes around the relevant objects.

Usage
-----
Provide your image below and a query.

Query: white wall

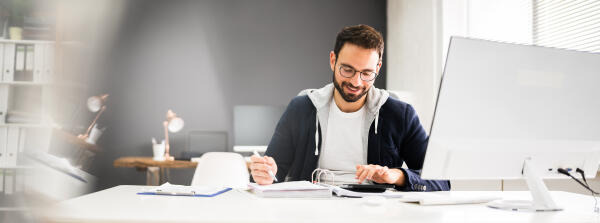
[386,0,442,133]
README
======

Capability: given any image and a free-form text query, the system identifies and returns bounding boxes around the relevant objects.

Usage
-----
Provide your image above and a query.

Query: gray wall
[91,0,387,190]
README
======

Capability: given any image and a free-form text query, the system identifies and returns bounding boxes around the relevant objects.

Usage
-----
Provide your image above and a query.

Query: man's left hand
[355,164,406,186]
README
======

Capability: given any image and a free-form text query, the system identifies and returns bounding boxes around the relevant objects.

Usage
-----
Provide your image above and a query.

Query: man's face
[330,43,381,103]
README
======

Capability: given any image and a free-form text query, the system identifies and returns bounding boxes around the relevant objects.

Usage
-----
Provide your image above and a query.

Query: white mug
[85,124,104,145]
[152,143,166,161]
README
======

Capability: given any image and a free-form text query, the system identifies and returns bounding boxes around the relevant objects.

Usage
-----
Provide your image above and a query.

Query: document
[138,182,231,197]
[248,181,332,198]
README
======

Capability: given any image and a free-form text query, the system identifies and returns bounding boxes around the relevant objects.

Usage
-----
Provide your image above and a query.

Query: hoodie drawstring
[375,112,379,134]
[314,113,319,156]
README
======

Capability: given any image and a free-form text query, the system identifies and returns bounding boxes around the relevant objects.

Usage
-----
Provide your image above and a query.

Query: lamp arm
[163,121,170,158]
[82,105,106,138]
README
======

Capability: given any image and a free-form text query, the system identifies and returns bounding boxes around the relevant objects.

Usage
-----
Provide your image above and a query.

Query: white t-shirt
[318,98,366,184]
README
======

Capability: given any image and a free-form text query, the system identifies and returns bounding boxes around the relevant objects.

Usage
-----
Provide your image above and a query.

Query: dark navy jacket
[262,95,450,191]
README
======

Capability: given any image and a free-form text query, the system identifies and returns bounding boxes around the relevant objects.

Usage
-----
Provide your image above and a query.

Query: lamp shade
[165,109,184,132]
[87,94,109,112]
[168,117,184,132]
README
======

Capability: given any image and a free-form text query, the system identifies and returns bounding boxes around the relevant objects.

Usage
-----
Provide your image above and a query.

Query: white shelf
[0,39,82,45]
[0,39,55,44]
[0,81,45,86]
[0,165,34,169]
[0,81,87,89]
[0,123,60,128]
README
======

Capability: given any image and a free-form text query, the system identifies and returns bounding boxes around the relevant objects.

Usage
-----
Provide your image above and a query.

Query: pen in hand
[253,150,278,182]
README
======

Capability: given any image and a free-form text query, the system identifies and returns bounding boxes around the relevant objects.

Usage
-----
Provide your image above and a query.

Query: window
[533,0,600,52]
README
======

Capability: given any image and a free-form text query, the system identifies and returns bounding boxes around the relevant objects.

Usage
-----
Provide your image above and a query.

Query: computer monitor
[233,105,285,153]
[421,37,600,211]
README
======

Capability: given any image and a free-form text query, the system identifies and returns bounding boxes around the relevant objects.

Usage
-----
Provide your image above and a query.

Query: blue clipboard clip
[137,187,232,197]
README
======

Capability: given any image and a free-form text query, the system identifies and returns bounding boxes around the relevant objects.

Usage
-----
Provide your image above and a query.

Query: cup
[153,143,166,161]
[85,124,104,145]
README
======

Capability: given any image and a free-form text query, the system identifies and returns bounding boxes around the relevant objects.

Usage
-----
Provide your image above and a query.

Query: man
[250,24,450,191]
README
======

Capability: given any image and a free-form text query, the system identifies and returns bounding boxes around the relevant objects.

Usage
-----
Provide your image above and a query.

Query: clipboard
[137,182,232,197]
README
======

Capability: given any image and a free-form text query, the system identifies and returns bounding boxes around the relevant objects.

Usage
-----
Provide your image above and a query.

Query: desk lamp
[163,109,184,160]
[78,94,108,140]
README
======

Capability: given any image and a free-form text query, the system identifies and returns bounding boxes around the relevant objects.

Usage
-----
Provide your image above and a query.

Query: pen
[253,150,278,182]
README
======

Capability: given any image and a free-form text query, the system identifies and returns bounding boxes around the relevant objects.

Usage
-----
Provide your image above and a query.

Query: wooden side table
[113,157,197,185]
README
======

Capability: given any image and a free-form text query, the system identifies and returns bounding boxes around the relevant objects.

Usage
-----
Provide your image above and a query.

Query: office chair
[190,152,249,189]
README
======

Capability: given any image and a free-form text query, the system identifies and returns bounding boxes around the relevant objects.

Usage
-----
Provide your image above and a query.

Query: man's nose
[349,72,363,87]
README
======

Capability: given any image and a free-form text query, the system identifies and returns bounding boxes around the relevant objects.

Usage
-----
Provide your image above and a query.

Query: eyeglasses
[338,64,378,81]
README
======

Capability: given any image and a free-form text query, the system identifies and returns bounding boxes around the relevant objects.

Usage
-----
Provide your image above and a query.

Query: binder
[0,127,7,166]
[18,128,26,153]
[14,44,30,82]
[3,43,15,82]
[0,169,3,193]
[0,86,7,124]
[25,45,34,71]
[4,169,13,194]
[43,44,54,83]
[15,169,22,192]
[0,44,3,82]
[15,45,25,72]
[33,43,44,83]
[6,126,19,166]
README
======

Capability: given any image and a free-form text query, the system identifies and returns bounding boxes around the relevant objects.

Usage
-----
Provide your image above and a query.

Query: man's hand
[250,155,278,185]
[355,164,406,186]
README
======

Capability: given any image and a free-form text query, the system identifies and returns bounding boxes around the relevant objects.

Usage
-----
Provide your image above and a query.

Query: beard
[332,71,369,103]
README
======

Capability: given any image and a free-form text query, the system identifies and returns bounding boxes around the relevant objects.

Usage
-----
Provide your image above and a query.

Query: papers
[248,181,332,198]
[398,192,501,205]
[138,182,232,197]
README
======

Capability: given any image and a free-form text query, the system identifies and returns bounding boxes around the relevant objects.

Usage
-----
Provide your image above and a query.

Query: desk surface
[45,185,600,223]
[113,157,197,169]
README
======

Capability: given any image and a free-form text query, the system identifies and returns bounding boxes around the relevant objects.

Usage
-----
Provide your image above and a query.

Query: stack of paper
[138,183,231,197]
[248,181,332,198]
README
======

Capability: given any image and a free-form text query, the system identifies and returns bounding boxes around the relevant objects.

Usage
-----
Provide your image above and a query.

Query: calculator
[339,184,394,193]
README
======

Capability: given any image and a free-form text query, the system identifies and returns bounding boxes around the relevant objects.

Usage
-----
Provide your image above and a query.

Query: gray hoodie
[298,83,397,165]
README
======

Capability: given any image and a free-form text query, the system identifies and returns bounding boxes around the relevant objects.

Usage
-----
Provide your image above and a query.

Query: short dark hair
[333,24,384,60]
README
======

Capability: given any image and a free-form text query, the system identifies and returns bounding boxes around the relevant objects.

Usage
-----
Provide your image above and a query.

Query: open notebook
[248,181,332,198]
[249,181,406,198]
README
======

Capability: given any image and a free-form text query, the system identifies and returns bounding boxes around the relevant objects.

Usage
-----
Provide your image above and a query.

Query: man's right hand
[250,155,278,185]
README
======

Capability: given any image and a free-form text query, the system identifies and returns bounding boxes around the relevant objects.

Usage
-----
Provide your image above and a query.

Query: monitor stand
[487,158,563,212]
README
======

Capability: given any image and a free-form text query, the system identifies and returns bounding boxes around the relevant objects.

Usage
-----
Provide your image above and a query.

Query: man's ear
[329,51,336,71]
[376,60,382,73]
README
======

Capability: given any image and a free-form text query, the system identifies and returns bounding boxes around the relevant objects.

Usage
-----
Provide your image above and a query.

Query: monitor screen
[233,105,285,146]
[421,37,600,180]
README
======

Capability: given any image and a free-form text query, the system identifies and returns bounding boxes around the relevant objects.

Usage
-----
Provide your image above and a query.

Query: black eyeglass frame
[337,64,379,81]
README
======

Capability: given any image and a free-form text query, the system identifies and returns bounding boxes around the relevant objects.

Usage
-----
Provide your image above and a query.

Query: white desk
[44,185,600,223]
